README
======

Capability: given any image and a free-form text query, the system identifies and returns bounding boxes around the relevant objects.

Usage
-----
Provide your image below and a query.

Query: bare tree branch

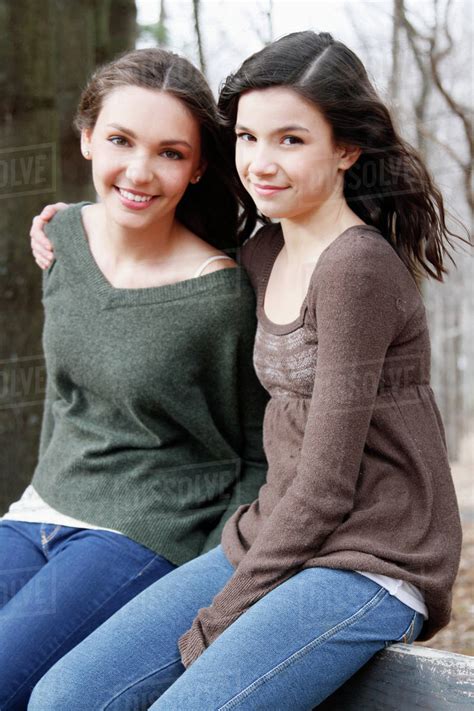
[398,0,472,211]
[416,123,465,167]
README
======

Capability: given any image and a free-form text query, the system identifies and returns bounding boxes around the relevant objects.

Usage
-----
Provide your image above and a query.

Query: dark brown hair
[74,48,239,251]
[219,31,469,280]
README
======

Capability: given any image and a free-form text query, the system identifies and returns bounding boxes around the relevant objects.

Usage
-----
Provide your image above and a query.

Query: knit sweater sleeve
[178,235,406,668]
[37,259,59,460]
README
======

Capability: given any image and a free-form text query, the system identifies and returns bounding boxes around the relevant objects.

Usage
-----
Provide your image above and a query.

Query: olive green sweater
[32,203,268,566]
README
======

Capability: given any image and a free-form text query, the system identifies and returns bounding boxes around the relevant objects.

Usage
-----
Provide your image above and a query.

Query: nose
[125,154,154,185]
[248,145,278,178]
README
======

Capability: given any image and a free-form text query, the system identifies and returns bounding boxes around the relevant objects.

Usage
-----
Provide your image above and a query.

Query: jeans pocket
[389,611,421,647]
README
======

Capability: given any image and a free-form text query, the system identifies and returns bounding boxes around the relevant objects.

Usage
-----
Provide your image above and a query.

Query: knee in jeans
[29,675,69,711]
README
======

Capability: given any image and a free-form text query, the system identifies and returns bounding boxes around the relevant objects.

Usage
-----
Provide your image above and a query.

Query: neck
[280,192,364,266]
[94,205,178,267]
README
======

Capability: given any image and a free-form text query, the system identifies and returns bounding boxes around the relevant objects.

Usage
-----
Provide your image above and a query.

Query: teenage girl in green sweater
[29,31,464,711]
[0,48,267,709]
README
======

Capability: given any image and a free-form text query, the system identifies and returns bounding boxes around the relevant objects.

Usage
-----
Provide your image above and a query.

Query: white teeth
[119,189,153,203]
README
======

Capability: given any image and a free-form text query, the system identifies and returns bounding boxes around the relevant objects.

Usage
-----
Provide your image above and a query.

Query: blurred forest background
[0,0,472,653]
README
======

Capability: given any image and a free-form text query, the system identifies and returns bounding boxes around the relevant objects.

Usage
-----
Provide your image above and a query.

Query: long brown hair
[74,48,239,251]
[218,31,469,280]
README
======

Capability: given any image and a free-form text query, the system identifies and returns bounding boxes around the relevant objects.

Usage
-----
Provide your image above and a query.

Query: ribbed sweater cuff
[178,626,206,669]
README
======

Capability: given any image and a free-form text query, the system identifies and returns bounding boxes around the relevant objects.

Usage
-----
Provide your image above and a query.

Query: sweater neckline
[257,222,382,336]
[72,202,242,307]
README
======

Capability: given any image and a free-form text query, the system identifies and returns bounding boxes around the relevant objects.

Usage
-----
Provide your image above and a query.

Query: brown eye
[282,136,303,145]
[109,136,129,146]
[236,133,256,142]
[161,150,183,160]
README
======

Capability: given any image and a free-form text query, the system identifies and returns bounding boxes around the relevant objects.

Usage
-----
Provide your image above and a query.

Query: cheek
[234,148,249,187]
[302,155,339,190]
[161,163,193,195]
[91,152,122,183]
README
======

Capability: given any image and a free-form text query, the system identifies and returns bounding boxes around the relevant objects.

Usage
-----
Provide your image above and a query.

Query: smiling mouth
[115,186,157,203]
[252,183,289,195]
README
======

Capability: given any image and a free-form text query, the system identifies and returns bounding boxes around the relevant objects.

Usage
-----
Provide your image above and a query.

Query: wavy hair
[219,31,469,280]
[74,48,239,251]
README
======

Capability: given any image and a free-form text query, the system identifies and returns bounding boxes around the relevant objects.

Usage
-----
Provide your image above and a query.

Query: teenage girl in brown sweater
[29,31,464,711]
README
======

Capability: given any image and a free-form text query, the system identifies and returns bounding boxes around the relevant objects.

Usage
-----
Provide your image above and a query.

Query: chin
[259,206,291,220]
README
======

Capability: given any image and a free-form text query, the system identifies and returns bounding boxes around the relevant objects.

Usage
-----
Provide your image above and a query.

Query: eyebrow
[235,124,310,134]
[106,124,192,148]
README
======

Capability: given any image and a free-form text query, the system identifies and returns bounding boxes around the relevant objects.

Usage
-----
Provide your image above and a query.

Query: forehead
[97,85,200,137]
[236,87,326,130]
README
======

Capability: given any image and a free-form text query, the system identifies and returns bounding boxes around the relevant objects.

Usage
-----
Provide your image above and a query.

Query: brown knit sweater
[179,223,462,667]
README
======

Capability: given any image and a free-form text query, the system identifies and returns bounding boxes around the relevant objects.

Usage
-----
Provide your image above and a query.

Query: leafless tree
[398,0,472,213]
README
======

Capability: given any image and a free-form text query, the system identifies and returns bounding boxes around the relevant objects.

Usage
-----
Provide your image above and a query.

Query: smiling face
[235,87,358,222]
[82,85,203,232]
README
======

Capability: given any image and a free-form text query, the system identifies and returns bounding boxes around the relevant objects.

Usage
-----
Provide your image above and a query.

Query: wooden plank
[318,644,474,710]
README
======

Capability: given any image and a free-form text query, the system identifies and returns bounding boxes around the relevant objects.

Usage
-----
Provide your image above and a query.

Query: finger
[34,257,47,269]
[33,248,53,263]
[39,202,68,219]
[38,255,53,269]
[31,236,53,253]
[30,237,53,255]
[30,220,53,250]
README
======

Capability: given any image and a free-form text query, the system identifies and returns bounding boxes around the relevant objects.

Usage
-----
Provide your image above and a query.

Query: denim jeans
[29,544,424,711]
[0,520,176,710]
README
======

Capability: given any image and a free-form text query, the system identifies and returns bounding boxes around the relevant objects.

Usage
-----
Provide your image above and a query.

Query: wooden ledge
[318,644,474,709]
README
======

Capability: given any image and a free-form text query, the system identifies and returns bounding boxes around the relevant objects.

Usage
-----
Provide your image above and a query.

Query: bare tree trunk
[192,0,206,75]
[0,0,137,513]
[157,0,168,47]
[56,0,137,204]
[389,0,403,105]
[0,0,58,512]
[108,0,137,58]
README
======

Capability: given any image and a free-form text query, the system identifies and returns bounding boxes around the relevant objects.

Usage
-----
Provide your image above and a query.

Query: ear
[81,129,93,159]
[190,159,208,184]
[337,144,361,171]
[198,158,208,177]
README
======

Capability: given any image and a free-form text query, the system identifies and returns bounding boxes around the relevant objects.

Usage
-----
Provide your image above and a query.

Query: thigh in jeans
[0,524,175,711]
[29,545,235,711]
[0,521,47,610]
[152,567,424,711]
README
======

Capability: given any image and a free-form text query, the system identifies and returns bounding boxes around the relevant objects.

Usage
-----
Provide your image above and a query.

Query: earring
[194,175,201,183]
[83,150,90,158]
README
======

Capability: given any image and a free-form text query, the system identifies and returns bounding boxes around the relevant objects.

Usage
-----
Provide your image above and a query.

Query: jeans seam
[102,657,182,711]
[40,524,62,555]
[4,554,168,708]
[218,586,388,710]
[396,611,417,644]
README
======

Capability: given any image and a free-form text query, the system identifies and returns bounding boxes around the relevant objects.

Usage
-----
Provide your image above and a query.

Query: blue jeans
[29,545,424,710]
[0,520,176,710]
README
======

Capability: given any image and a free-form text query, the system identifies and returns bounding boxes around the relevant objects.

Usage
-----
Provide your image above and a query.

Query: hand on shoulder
[30,202,69,270]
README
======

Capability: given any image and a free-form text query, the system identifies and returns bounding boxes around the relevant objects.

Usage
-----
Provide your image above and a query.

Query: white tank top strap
[193,255,234,279]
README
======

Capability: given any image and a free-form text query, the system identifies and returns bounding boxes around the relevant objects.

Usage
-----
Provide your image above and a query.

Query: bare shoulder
[181,227,238,277]
[198,255,238,276]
